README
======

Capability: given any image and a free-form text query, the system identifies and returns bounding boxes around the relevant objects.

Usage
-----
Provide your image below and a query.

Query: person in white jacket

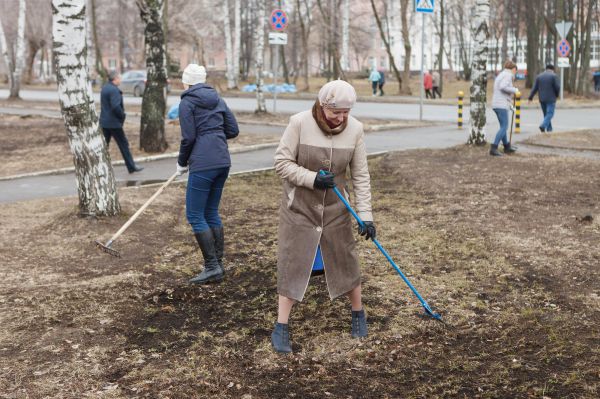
[490,60,519,156]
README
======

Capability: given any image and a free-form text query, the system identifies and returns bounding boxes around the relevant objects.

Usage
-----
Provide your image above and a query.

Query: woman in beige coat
[271,80,376,353]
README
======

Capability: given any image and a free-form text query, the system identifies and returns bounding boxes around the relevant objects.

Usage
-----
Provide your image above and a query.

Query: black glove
[314,171,335,189]
[358,221,376,240]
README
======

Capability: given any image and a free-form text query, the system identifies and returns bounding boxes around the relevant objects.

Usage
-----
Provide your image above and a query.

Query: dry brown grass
[0,144,598,398]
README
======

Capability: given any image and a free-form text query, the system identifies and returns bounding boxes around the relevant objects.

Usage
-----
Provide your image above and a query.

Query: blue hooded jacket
[99,82,126,129]
[177,84,239,172]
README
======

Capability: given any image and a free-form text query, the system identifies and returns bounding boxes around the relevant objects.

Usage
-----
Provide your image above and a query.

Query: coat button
[316,226,322,232]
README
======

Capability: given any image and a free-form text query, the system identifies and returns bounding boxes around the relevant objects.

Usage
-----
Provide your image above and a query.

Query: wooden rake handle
[107,172,179,244]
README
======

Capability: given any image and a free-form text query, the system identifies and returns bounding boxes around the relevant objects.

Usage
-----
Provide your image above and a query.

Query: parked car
[120,70,171,97]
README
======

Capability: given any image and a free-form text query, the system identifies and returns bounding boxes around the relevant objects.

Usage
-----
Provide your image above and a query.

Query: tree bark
[0,21,15,94]
[437,0,445,93]
[468,0,490,145]
[233,0,241,88]
[399,0,412,95]
[254,0,267,113]
[52,0,120,216]
[8,0,27,99]
[90,0,108,83]
[137,0,168,152]
[370,0,403,93]
[296,0,311,91]
[223,0,235,89]
[341,0,349,71]
[525,0,542,89]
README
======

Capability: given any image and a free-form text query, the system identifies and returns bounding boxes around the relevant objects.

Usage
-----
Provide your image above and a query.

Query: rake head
[95,240,121,258]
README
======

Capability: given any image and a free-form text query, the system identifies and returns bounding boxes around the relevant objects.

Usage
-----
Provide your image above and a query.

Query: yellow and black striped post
[458,91,464,128]
[515,91,521,134]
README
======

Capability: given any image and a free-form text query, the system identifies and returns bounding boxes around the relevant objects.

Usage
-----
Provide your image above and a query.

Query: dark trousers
[186,167,230,233]
[425,89,433,99]
[432,86,442,98]
[378,81,385,96]
[102,128,136,172]
[371,81,378,95]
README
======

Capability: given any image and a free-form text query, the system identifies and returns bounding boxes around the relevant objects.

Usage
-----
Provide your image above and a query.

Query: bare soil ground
[1,146,598,398]
[0,115,280,177]
[523,129,600,151]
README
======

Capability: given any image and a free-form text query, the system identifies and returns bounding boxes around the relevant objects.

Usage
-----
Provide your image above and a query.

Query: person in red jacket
[424,71,433,99]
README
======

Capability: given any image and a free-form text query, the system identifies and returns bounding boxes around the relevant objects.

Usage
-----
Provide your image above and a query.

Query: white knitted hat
[182,64,207,86]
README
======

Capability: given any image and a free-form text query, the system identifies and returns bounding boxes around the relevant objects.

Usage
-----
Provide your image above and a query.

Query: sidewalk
[0,123,544,204]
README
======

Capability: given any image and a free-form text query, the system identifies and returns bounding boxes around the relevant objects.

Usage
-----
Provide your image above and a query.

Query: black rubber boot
[210,226,225,275]
[489,144,502,156]
[504,143,517,154]
[271,322,292,353]
[189,230,223,285]
[351,309,368,338]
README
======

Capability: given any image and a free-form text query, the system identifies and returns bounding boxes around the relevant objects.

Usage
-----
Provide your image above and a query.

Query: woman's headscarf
[318,80,357,109]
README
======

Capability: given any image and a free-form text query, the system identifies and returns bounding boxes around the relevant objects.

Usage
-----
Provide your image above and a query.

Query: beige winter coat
[274,110,373,302]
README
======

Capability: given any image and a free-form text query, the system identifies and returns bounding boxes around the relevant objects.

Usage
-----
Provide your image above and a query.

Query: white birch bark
[52,0,120,216]
[5,0,26,99]
[223,0,235,89]
[341,0,349,70]
[468,0,490,145]
[232,0,241,88]
[85,0,96,81]
[0,18,15,92]
[254,0,267,113]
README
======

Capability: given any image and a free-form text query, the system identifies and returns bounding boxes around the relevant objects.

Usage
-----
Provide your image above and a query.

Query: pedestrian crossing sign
[415,0,435,13]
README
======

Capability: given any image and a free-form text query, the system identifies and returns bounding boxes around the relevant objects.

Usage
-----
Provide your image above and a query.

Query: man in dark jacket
[528,64,560,133]
[100,71,143,173]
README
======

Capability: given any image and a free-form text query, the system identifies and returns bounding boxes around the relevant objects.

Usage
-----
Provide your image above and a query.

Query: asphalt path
[1,88,598,128]
[0,123,545,203]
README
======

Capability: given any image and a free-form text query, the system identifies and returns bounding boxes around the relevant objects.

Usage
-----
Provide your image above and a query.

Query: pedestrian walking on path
[176,64,240,285]
[377,68,386,96]
[271,80,376,353]
[369,68,381,96]
[490,60,519,156]
[528,64,560,133]
[100,71,143,173]
[424,71,433,99]
[432,70,442,99]
[592,69,600,92]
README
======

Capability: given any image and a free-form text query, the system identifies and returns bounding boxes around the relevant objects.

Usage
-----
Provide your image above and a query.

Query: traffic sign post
[269,9,288,113]
[415,0,435,121]
[555,21,573,101]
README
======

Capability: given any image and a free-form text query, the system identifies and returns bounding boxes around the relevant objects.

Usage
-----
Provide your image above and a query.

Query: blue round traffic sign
[557,39,571,57]
[270,9,288,31]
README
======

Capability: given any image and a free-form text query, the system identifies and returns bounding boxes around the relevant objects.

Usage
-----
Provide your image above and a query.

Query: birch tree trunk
[341,0,349,71]
[296,0,312,92]
[468,0,490,145]
[137,0,168,152]
[7,0,26,99]
[254,0,267,113]
[0,19,15,95]
[223,0,235,89]
[52,0,120,216]
[233,0,241,88]
[85,0,96,81]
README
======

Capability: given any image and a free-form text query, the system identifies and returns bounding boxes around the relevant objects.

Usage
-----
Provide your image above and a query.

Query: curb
[0,142,279,182]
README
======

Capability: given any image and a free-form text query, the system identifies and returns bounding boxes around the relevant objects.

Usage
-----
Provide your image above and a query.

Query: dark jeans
[186,167,230,233]
[371,81,378,95]
[432,86,442,98]
[493,108,510,147]
[378,81,385,96]
[102,127,136,172]
[540,101,555,132]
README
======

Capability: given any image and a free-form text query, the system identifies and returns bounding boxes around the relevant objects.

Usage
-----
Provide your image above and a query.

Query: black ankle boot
[271,322,292,353]
[351,309,368,338]
[504,143,517,154]
[489,144,502,156]
[189,230,223,285]
[210,226,225,275]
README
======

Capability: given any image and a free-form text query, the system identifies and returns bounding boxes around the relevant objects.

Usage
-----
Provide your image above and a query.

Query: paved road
[0,123,546,203]
[2,88,598,128]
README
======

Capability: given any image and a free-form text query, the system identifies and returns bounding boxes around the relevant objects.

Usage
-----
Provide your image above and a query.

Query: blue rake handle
[320,171,441,321]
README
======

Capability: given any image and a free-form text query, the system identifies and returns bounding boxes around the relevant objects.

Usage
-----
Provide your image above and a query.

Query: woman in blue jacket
[176,64,239,284]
